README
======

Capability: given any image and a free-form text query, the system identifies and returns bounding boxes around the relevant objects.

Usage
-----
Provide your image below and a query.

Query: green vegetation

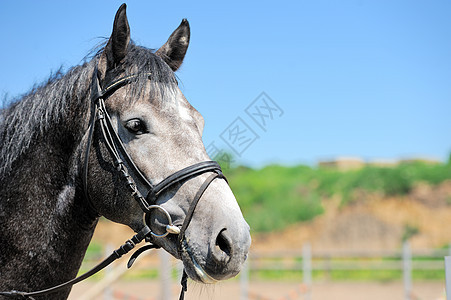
[225,165,324,232]
[251,267,445,282]
[223,161,451,232]
[250,254,447,282]
[84,242,103,258]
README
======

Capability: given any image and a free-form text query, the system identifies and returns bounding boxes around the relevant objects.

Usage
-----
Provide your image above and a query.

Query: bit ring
[144,205,178,238]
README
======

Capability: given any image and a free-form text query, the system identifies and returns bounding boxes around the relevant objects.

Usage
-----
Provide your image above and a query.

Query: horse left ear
[156,19,190,71]
[99,3,130,78]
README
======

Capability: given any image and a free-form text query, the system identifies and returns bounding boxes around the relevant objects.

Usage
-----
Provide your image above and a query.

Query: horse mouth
[190,254,218,284]
[180,240,218,284]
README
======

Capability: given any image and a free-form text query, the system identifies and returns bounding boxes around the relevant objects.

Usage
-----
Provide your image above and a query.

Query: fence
[77,241,451,300]
[245,242,451,300]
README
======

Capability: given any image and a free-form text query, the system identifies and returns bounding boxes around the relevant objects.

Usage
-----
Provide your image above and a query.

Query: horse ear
[156,19,190,71]
[98,3,130,78]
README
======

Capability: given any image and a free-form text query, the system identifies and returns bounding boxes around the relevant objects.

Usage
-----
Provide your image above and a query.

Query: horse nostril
[214,229,232,263]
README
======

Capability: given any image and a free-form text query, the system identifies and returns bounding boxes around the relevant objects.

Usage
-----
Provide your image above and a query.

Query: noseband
[0,69,227,299]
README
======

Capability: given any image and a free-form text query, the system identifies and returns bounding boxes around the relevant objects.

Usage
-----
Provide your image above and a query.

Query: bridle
[0,68,227,300]
[83,68,226,240]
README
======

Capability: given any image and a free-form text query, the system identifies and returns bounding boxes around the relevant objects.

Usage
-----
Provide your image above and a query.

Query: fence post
[240,259,249,300]
[159,250,172,300]
[445,256,451,300]
[403,240,412,300]
[302,243,312,300]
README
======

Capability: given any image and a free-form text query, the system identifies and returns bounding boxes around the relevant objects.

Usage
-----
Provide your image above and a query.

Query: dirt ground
[69,280,445,300]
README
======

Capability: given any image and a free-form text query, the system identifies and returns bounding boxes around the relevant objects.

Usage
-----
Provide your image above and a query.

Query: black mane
[0,43,177,177]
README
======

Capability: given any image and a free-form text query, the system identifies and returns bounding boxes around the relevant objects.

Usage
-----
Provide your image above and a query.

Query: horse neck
[0,69,98,298]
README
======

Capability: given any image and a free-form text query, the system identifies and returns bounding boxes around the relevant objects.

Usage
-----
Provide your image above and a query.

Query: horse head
[85,4,251,283]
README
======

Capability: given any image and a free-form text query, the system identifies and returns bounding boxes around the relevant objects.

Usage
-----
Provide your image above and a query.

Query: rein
[0,69,227,299]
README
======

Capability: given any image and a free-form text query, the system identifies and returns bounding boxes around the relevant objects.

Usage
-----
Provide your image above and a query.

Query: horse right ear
[98,3,130,80]
[156,19,190,71]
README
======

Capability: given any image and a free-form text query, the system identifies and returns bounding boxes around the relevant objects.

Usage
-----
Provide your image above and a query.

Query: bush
[225,161,451,232]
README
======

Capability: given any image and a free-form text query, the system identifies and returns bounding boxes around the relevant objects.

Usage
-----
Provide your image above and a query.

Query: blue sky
[1,1,450,167]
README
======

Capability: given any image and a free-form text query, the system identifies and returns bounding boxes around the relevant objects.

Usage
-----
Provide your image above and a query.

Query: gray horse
[0,4,250,299]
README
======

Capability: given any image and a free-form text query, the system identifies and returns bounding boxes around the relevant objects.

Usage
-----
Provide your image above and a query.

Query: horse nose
[185,214,251,282]
[212,229,233,264]
[204,227,247,280]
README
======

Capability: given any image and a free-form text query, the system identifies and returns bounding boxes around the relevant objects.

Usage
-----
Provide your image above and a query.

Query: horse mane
[0,43,178,178]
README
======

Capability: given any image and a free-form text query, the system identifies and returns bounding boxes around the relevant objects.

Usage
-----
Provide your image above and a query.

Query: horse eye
[124,119,146,134]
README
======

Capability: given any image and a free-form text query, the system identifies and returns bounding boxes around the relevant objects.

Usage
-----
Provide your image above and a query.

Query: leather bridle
[84,68,226,240]
[0,68,227,299]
